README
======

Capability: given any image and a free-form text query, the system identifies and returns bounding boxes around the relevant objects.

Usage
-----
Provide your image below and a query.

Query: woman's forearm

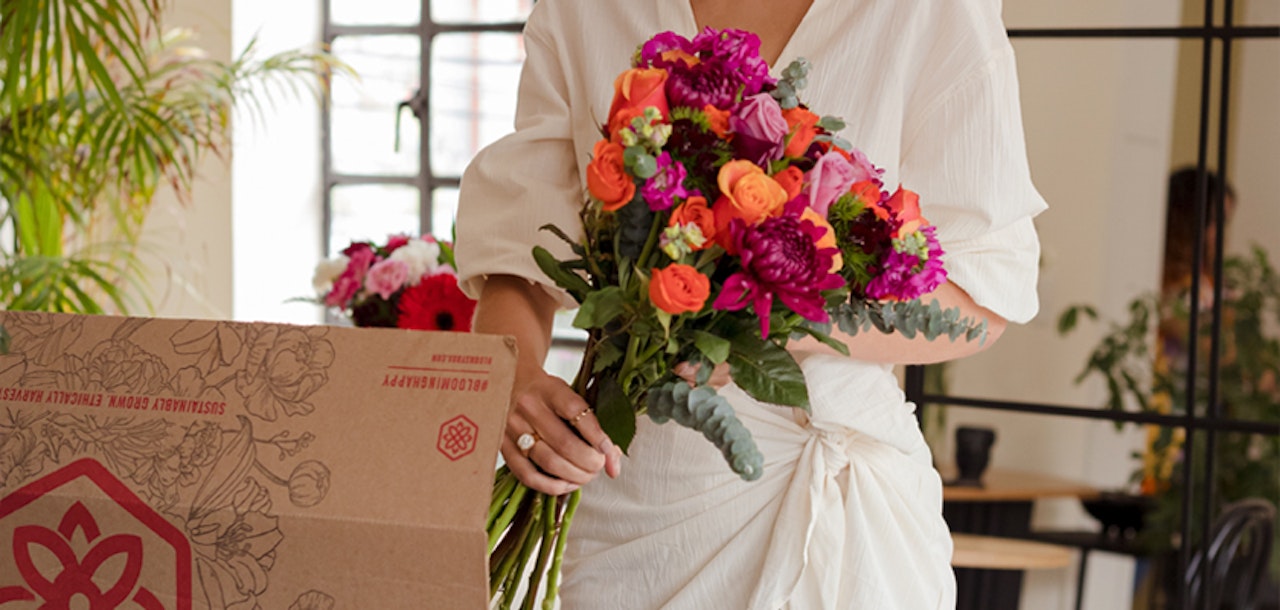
[472,275,559,381]
[791,281,1009,365]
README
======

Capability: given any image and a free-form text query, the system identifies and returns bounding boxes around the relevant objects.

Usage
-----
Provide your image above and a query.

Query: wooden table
[941,466,1101,503]
[951,533,1074,570]
[941,467,1099,610]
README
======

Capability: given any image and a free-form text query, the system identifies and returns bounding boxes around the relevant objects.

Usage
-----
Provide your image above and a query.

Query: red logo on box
[0,459,192,609]
[437,415,479,461]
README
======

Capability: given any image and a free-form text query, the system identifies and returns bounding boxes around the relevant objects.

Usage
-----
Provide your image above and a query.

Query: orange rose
[649,264,710,314]
[586,140,636,211]
[607,68,669,140]
[772,166,804,202]
[884,186,925,237]
[608,107,649,144]
[669,196,716,249]
[703,104,731,139]
[801,207,843,273]
[851,180,889,221]
[716,160,788,226]
[782,107,820,158]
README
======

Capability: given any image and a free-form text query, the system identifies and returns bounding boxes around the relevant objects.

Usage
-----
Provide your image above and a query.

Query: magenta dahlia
[713,216,845,337]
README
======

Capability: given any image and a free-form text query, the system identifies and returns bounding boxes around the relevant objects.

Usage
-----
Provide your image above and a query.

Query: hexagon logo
[437,415,479,461]
[0,458,192,609]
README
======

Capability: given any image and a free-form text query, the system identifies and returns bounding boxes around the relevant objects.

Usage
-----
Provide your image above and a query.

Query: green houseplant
[1060,245,1280,571]
[0,0,339,314]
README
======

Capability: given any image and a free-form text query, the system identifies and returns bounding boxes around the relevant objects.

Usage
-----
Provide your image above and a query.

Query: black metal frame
[319,0,524,258]
[905,7,1280,609]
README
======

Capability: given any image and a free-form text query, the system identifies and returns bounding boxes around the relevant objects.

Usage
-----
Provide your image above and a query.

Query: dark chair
[1185,499,1276,609]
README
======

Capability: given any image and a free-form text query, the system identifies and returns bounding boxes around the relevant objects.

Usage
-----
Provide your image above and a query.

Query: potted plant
[0,0,341,314]
[1060,245,1279,573]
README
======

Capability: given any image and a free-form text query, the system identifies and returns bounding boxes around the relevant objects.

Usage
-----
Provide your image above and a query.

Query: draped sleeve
[454,2,583,310]
[900,44,1047,324]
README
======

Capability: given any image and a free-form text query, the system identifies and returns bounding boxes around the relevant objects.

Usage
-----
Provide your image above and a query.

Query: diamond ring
[516,432,537,457]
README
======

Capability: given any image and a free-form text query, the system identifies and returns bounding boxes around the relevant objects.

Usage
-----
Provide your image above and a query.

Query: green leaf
[728,333,810,410]
[532,246,590,302]
[595,376,636,453]
[0,325,10,355]
[572,286,627,330]
[592,339,624,374]
[692,331,731,364]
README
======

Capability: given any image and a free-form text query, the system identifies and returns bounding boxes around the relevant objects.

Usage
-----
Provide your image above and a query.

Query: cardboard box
[0,311,515,609]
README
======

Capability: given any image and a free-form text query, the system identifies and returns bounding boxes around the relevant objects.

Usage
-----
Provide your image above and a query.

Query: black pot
[953,426,996,487]
[1083,491,1157,538]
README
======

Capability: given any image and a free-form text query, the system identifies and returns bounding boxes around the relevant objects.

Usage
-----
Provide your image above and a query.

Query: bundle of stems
[488,468,581,609]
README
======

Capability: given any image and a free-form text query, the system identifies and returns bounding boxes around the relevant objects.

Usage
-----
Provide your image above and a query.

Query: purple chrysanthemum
[713,216,845,337]
[643,28,775,110]
[642,153,690,211]
[866,225,947,300]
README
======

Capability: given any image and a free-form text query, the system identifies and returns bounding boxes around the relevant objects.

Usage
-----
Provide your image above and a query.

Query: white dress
[455,1,1047,608]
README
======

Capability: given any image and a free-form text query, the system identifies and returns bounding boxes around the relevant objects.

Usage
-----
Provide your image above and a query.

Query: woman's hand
[674,361,731,389]
[502,370,623,496]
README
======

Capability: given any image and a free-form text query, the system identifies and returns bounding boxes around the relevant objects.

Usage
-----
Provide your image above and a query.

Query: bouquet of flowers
[487,28,988,608]
[311,234,476,331]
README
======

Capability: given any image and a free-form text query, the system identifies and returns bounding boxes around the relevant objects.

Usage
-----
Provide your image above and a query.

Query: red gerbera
[396,273,476,332]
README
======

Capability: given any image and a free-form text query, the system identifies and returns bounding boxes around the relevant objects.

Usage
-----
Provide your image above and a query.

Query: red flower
[397,274,477,332]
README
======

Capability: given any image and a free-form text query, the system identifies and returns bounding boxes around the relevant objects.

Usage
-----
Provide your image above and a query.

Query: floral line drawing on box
[0,314,340,609]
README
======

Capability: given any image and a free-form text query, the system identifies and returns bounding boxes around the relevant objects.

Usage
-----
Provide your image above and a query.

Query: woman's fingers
[501,437,579,496]
[564,407,623,479]
[505,372,623,489]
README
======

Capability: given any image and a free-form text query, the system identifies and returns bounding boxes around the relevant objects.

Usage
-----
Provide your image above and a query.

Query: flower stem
[488,468,518,530]
[493,493,542,602]
[521,493,561,610]
[489,482,530,553]
[635,206,665,269]
[499,495,546,609]
[541,489,581,609]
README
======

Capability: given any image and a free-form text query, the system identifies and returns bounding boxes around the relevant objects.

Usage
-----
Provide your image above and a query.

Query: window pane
[329,184,421,255]
[330,35,421,176]
[431,187,460,242]
[330,0,420,26]
[430,0,533,24]
[429,33,524,177]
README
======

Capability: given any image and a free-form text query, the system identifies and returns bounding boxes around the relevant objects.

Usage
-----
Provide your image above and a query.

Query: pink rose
[847,148,883,184]
[385,234,411,253]
[366,259,409,300]
[804,151,857,218]
[324,243,377,307]
[324,274,360,308]
[730,93,789,165]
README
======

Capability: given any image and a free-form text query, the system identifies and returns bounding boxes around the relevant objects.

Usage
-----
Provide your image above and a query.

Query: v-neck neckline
[666,0,822,71]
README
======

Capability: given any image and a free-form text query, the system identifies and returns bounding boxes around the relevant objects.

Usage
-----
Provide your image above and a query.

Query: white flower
[388,238,441,285]
[311,255,349,294]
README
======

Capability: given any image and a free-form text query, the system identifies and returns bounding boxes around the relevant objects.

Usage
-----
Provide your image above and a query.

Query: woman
[455,0,1046,607]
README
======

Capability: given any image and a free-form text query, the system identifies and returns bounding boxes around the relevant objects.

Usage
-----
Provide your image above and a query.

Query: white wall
[230,0,325,325]
[139,0,235,319]
[131,0,325,323]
